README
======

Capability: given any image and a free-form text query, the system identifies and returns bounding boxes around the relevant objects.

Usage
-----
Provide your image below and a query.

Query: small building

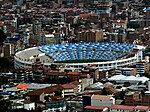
[46,70,67,84]
[11,101,35,111]
[134,106,150,112]
[109,105,150,112]
[2,43,15,57]
[24,85,64,102]
[67,71,81,81]
[91,95,115,107]
[136,61,150,76]
[24,90,45,102]
[125,91,141,106]
[62,83,78,97]
[66,96,83,111]
[141,92,150,106]
[81,78,93,91]
[24,101,35,110]
[46,97,66,112]
[12,103,23,110]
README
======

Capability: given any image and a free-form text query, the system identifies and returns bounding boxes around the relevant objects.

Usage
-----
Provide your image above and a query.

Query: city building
[136,61,150,76]
[91,95,115,107]
[77,30,103,42]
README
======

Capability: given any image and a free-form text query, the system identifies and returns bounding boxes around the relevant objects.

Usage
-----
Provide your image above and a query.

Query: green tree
[0,29,7,45]
[0,57,11,68]
[120,90,125,100]
[102,87,108,95]
[0,77,8,86]
[0,99,11,112]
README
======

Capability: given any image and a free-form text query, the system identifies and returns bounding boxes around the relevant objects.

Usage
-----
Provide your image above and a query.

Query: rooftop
[134,106,149,111]
[91,95,112,100]
[110,105,135,110]
[85,106,105,110]
[62,83,77,89]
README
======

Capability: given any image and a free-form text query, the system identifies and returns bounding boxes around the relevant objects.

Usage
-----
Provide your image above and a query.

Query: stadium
[14,42,145,71]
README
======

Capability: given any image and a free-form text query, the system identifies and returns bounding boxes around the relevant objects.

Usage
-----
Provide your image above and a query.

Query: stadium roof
[37,42,135,61]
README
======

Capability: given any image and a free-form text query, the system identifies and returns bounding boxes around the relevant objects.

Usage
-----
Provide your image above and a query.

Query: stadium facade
[14,42,145,71]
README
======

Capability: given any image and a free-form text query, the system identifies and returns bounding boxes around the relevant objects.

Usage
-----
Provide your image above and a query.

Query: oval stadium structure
[14,42,145,71]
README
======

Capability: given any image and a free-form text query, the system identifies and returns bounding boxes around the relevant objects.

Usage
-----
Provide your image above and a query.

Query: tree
[120,90,125,100]
[0,99,11,112]
[0,29,7,45]
[102,87,108,95]
[0,77,8,86]
[37,106,42,112]
[11,109,29,112]
[0,57,11,69]
[62,1,66,5]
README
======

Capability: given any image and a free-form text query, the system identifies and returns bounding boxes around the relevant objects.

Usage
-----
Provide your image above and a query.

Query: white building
[108,75,149,83]
[11,101,35,110]
[91,95,115,107]
[24,102,35,110]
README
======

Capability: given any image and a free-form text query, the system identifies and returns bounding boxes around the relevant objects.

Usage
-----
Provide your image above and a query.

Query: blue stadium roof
[37,42,135,61]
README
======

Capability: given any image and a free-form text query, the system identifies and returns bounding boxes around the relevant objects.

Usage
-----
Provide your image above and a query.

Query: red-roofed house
[109,105,135,112]
[134,106,150,112]
[67,71,81,81]
[109,105,150,112]
[62,83,78,97]
[84,106,107,112]
[15,83,30,90]
[24,85,64,102]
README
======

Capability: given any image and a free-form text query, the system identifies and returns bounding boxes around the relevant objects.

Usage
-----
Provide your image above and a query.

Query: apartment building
[136,61,150,76]
[77,29,103,42]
